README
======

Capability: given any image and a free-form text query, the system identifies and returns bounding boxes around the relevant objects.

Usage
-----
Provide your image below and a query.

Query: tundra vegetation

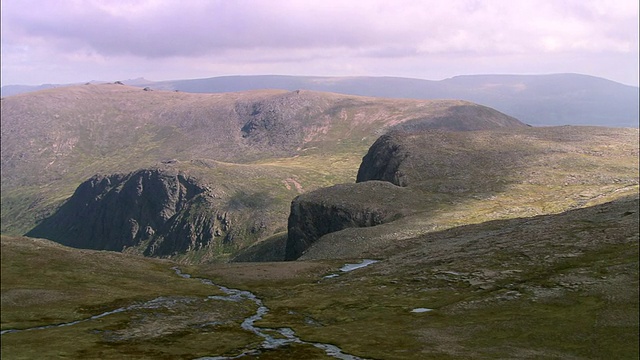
[1,84,638,358]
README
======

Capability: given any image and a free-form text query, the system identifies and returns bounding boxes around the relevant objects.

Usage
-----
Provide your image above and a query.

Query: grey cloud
[4,1,388,58]
[1,0,638,86]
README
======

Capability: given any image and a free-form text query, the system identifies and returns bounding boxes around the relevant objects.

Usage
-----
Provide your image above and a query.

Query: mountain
[3,192,638,358]
[1,83,523,261]
[229,125,639,261]
[3,73,637,127]
[2,83,637,358]
[0,84,63,96]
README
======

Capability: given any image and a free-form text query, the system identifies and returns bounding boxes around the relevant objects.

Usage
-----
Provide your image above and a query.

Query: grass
[1,235,264,359]
[188,195,639,359]
[2,195,638,358]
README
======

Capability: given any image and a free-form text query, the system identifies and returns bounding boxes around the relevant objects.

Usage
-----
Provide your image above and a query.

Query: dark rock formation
[26,169,226,256]
[285,182,412,260]
[356,132,410,186]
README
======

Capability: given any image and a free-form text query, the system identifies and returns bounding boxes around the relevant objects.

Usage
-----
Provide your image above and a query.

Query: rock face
[285,182,411,260]
[26,169,229,256]
[356,132,411,187]
[285,126,640,260]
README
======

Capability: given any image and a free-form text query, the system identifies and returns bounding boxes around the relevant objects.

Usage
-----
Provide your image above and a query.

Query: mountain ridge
[3,73,637,127]
[1,84,525,260]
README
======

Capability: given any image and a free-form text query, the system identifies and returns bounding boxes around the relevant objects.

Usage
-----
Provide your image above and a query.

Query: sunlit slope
[1,83,524,260]
[278,126,640,260]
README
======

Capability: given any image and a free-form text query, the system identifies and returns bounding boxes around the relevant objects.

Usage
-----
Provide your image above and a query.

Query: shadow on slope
[282,126,639,261]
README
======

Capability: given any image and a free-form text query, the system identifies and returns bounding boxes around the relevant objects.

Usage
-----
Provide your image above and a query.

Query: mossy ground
[2,194,638,359]
[191,195,639,359]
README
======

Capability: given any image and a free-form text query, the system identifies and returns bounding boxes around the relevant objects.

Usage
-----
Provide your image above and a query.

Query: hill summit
[2,84,526,260]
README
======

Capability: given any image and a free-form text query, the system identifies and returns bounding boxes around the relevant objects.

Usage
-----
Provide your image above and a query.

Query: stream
[1,264,372,359]
[173,267,366,360]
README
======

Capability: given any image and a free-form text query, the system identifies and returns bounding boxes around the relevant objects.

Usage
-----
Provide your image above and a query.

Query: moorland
[1,77,638,359]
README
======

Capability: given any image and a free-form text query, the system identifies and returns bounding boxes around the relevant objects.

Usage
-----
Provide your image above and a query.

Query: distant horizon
[2,72,639,89]
[2,1,637,88]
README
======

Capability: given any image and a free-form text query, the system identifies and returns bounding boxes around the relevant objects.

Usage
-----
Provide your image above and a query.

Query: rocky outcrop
[286,126,640,260]
[285,182,413,260]
[26,169,232,256]
[356,132,411,186]
[356,129,546,193]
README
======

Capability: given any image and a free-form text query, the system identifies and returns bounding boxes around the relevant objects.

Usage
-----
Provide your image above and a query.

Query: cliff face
[26,169,233,256]
[284,181,411,260]
[285,126,640,261]
[356,132,411,187]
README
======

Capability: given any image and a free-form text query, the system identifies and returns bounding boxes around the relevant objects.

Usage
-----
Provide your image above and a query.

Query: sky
[1,0,639,87]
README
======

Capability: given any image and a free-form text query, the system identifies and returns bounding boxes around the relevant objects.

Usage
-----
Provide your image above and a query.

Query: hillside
[5,73,636,127]
[2,82,638,357]
[3,193,637,358]
[280,126,639,261]
[1,84,523,261]
[136,73,640,127]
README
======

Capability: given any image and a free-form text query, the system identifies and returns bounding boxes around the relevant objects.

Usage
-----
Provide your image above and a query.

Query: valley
[2,193,637,358]
[1,83,638,359]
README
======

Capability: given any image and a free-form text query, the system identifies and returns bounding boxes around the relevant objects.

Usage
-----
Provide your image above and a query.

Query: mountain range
[1,83,525,261]
[3,73,638,127]
[2,75,638,358]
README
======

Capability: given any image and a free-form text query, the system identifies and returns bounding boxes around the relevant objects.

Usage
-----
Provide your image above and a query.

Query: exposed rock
[286,126,639,260]
[356,132,410,186]
[25,169,225,256]
[285,182,413,260]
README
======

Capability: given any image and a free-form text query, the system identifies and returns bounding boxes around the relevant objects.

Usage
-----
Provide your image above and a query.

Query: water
[0,307,128,335]
[2,267,368,359]
[324,259,379,279]
[340,259,378,272]
[173,267,368,360]
[411,308,433,313]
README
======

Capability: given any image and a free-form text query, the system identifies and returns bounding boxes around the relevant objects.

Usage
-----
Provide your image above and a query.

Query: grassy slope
[300,126,640,260]
[193,195,639,359]
[0,235,262,359]
[1,196,637,359]
[2,85,505,238]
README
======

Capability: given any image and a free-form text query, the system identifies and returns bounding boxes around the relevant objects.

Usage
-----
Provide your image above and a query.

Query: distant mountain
[3,74,637,127]
[1,83,65,96]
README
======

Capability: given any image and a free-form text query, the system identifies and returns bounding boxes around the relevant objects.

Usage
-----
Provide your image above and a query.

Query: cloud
[1,0,638,86]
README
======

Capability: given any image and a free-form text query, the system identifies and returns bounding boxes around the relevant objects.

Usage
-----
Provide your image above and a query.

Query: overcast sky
[2,0,638,86]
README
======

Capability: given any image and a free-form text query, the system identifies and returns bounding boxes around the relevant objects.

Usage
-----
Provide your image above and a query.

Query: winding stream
[2,266,369,359]
[173,267,366,360]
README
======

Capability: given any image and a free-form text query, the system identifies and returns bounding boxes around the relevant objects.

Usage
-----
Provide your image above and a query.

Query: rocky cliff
[355,132,411,186]
[26,169,236,257]
[285,126,639,260]
[284,181,418,260]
